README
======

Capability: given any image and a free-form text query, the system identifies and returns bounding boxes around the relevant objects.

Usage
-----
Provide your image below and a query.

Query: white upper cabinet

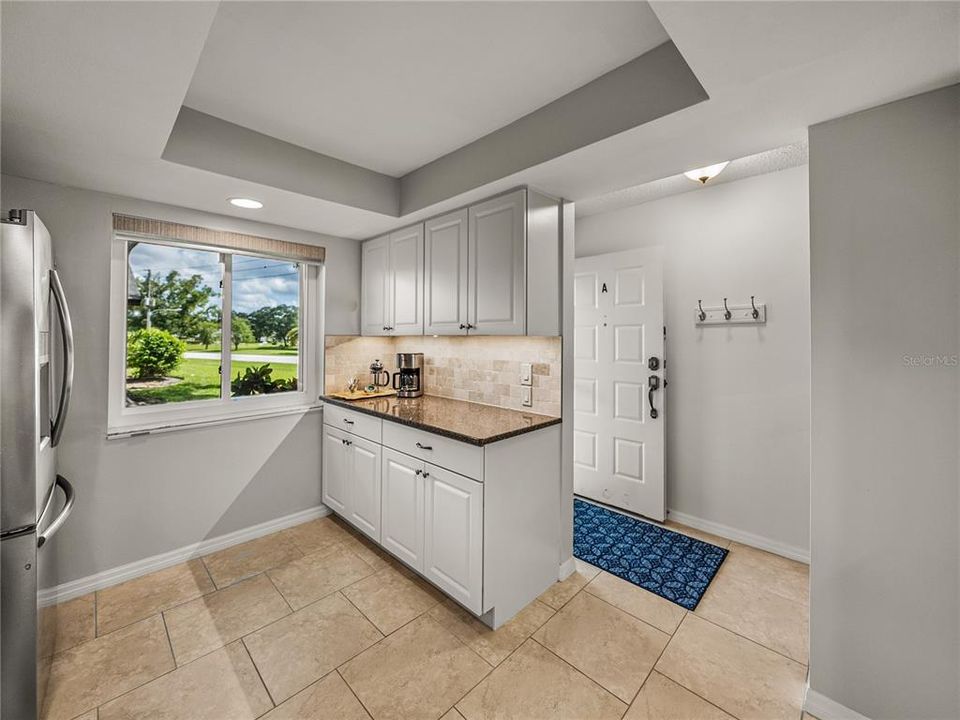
[360,188,560,337]
[389,224,424,335]
[361,226,424,336]
[361,235,390,336]
[468,190,526,335]
[424,209,469,335]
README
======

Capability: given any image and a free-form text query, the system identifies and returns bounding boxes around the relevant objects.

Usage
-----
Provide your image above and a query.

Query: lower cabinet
[323,404,560,627]
[380,447,483,613]
[346,435,381,541]
[423,464,483,612]
[322,426,349,515]
[381,447,425,571]
[322,425,381,543]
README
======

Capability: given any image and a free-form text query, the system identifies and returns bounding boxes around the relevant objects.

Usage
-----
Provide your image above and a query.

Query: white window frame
[107,232,323,437]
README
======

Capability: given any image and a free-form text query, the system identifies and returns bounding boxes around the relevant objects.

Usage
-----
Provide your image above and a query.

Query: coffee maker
[392,352,424,398]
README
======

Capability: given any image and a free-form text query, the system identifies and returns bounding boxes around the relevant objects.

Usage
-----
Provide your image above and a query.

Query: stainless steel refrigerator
[1,209,76,719]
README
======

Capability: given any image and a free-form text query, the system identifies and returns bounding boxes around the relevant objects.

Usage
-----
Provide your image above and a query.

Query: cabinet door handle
[422,471,430,478]
[459,323,466,330]
[415,468,422,476]
[415,442,433,451]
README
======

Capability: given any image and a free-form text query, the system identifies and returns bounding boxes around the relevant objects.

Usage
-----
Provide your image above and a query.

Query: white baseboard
[804,686,872,720]
[558,556,576,580]
[666,509,810,564]
[40,505,330,606]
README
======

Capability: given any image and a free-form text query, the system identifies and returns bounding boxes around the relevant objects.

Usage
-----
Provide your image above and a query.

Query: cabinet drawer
[382,422,483,480]
[324,404,382,443]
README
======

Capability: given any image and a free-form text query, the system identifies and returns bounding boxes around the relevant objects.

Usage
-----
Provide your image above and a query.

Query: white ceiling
[577,142,809,217]
[185,2,668,176]
[2,1,958,240]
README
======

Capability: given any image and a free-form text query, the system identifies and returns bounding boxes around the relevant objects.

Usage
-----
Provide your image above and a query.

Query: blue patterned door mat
[573,498,728,610]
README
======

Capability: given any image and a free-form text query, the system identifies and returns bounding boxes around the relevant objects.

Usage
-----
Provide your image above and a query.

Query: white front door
[573,248,665,521]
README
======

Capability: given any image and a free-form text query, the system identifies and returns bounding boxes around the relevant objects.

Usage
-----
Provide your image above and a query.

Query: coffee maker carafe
[392,353,423,398]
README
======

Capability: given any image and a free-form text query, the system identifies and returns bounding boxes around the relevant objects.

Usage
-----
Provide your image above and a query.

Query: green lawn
[183,342,298,356]
[126,357,297,404]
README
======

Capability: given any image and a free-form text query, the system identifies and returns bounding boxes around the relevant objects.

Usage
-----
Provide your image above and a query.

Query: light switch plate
[521,386,532,407]
[520,362,532,386]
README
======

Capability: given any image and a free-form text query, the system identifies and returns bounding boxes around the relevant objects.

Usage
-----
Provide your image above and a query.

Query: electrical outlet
[521,386,532,407]
[520,362,532,386]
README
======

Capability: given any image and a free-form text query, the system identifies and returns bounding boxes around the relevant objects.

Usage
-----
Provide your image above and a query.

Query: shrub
[231,364,297,396]
[127,328,185,379]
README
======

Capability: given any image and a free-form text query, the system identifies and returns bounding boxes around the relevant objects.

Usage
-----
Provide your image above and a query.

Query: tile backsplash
[325,335,562,417]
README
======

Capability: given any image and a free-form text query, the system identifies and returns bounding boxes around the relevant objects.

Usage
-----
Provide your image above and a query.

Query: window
[109,218,323,436]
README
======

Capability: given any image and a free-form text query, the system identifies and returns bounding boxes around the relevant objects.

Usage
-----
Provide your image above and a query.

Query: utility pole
[144,269,154,329]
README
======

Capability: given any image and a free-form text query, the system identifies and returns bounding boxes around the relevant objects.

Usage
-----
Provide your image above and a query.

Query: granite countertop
[320,394,561,446]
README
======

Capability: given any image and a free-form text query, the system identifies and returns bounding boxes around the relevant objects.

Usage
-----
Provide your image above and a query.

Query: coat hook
[697,299,706,322]
[723,297,731,320]
[750,295,760,320]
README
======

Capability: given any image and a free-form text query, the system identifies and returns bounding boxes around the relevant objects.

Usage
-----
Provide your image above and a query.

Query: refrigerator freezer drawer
[1,531,39,720]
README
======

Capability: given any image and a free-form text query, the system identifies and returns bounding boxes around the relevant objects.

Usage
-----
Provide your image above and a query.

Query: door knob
[648,375,661,419]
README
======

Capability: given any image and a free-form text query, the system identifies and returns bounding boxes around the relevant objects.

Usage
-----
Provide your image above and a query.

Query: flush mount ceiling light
[683,161,730,185]
[228,197,264,209]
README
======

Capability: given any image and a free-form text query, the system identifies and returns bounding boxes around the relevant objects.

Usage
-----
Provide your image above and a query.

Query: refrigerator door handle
[37,475,75,548]
[49,268,74,447]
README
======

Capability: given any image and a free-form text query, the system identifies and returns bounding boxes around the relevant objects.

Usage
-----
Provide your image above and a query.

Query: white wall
[808,85,959,720]
[575,165,811,558]
[1,174,361,586]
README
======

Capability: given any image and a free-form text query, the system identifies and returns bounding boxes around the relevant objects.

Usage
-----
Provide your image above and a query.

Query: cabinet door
[424,210,469,335]
[389,225,424,335]
[468,190,526,335]
[423,464,483,613]
[322,426,349,515]
[380,448,424,571]
[347,436,381,543]
[361,235,390,336]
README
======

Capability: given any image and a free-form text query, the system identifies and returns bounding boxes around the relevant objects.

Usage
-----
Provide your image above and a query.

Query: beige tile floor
[39,514,810,720]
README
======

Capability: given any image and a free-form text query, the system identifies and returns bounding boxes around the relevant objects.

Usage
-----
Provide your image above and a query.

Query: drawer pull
[415,442,433,451]
[343,418,354,425]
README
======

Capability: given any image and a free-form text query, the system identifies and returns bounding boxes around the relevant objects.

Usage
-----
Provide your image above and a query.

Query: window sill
[106,403,322,440]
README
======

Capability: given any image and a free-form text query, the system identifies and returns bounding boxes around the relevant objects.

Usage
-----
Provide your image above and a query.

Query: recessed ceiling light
[228,197,263,209]
[683,162,730,185]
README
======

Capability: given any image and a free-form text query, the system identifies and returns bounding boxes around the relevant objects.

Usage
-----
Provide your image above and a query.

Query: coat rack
[695,296,766,325]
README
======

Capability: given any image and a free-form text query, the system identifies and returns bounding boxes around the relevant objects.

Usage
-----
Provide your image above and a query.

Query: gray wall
[808,85,959,719]
[576,165,811,558]
[1,174,361,586]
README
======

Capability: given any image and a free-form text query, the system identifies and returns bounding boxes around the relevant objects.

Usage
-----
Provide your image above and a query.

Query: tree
[126,329,185,379]
[231,314,255,350]
[243,305,298,346]
[128,270,216,340]
[196,321,219,350]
